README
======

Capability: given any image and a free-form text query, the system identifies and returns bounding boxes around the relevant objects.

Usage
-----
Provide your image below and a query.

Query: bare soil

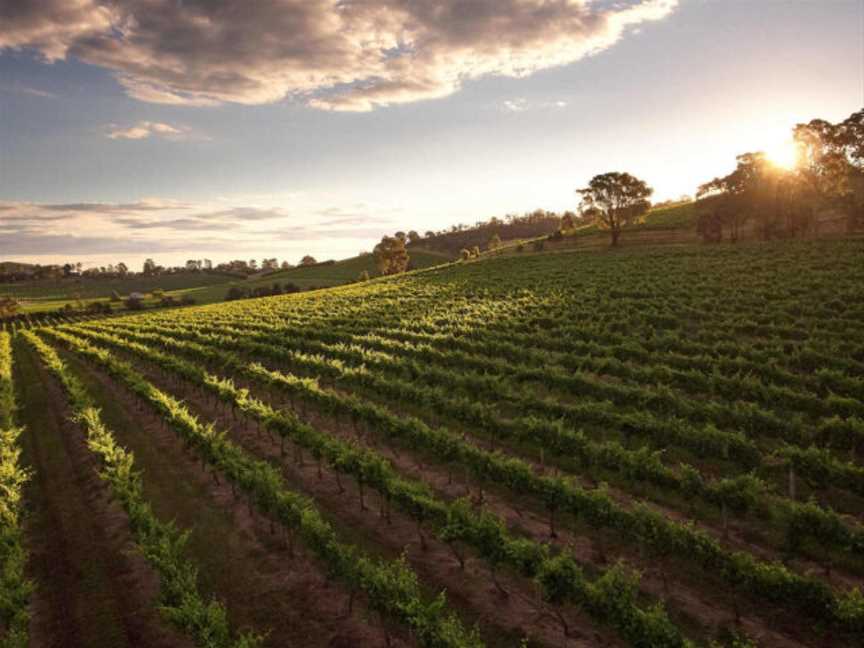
[59,348,394,648]
[14,339,194,648]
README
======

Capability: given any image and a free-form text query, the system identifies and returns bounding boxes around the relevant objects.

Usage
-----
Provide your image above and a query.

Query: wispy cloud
[0,197,403,261]
[0,83,56,98]
[501,98,568,113]
[106,121,198,141]
[502,98,529,113]
[1,0,679,111]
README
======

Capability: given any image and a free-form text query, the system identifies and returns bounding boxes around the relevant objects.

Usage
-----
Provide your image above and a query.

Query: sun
[765,140,799,170]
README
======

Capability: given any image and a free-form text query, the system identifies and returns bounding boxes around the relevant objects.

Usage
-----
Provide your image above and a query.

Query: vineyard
[4,238,864,647]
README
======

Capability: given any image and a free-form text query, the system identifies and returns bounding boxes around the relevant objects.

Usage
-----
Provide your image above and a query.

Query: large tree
[794,108,864,231]
[374,236,410,275]
[698,151,814,242]
[576,172,653,246]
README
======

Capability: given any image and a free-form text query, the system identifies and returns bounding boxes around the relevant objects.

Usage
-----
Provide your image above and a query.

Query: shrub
[225,286,249,301]
[124,296,144,310]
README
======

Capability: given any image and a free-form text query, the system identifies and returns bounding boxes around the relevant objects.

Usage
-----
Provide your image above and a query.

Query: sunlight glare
[765,139,799,170]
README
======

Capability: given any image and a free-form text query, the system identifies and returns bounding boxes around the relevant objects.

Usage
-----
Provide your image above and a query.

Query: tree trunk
[448,542,465,570]
[611,227,621,247]
[416,519,427,550]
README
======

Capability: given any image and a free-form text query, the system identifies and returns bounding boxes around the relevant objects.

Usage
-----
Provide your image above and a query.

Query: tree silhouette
[577,172,653,246]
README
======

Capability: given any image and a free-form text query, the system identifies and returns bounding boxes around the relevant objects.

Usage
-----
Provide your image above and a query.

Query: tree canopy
[577,172,653,246]
[374,236,410,275]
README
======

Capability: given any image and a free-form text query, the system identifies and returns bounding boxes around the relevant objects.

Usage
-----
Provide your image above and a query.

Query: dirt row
[73,339,621,647]
[61,346,405,648]
[13,339,193,648]
[134,323,864,580]
[91,336,844,647]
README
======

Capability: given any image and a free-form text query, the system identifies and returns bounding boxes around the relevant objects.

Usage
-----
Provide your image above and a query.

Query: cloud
[1,0,678,111]
[0,0,112,61]
[0,83,56,98]
[501,98,568,113]
[0,197,403,261]
[502,98,529,113]
[106,120,196,140]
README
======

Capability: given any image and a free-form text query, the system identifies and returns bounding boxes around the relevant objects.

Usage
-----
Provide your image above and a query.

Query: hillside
[6,236,864,647]
[523,201,702,252]
[0,272,233,314]
[0,248,454,315]
[258,247,453,287]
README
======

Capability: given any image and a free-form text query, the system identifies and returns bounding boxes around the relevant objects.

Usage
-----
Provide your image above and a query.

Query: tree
[394,231,407,242]
[487,233,502,251]
[373,236,410,275]
[795,109,864,231]
[0,297,19,318]
[560,212,576,232]
[116,262,128,276]
[576,172,653,246]
[142,258,157,275]
[697,152,807,242]
[407,230,421,244]
[300,255,317,266]
[358,270,371,282]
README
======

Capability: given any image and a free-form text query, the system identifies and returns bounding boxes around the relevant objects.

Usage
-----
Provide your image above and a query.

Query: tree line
[696,109,863,243]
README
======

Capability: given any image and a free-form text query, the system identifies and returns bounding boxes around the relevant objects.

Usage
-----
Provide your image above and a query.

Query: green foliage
[0,333,33,646]
[39,329,481,648]
[23,332,262,648]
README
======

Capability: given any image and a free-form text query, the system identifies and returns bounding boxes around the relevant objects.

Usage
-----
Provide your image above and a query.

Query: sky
[1,0,862,270]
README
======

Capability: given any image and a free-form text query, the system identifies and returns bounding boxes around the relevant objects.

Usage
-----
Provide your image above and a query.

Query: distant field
[6,237,864,647]
[0,273,232,313]
[261,248,454,287]
[2,248,454,313]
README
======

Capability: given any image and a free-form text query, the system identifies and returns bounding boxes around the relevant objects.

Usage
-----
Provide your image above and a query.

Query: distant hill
[259,248,454,289]
[0,261,37,274]
[485,201,703,254]
[415,210,563,255]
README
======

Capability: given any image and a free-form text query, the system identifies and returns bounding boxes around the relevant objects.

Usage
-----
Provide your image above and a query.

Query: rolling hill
[6,235,864,647]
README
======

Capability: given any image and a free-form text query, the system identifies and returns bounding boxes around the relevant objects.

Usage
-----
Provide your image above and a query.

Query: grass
[260,248,453,287]
[1,273,232,314]
[564,201,699,238]
[3,248,454,314]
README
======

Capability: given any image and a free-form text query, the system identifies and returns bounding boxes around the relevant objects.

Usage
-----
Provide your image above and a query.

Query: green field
[0,272,231,313]
[5,237,864,647]
[1,247,454,314]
